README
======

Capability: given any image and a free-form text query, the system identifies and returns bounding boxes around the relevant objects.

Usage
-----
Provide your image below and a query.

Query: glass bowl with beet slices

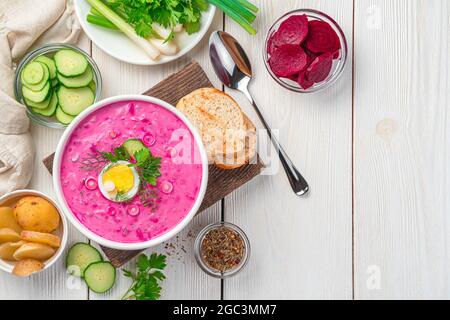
[263,9,348,93]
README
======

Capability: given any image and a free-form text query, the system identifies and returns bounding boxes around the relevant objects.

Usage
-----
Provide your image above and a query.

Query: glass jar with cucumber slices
[14,44,102,128]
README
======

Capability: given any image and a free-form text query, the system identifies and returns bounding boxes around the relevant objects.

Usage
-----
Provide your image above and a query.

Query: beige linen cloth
[0,0,81,196]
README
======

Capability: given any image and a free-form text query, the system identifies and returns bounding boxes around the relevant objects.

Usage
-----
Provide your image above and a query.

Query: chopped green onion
[208,0,257,35]
[221,0,256,23]
[236,0,259,13]
[86,0,160,60]
[87,14,118,30]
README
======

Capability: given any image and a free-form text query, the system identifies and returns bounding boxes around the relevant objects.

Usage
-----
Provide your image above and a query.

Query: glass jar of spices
[194,222,251,278]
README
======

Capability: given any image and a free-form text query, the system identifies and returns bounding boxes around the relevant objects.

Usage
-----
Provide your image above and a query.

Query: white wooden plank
[89,12,224,300]
[0,34,91,300]
[354,0,450,299]
[223,0,353,299]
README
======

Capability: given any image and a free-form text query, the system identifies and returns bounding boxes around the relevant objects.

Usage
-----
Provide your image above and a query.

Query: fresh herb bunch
[122,253,167,300]
[104,0,209,36]
[101,145,162,186]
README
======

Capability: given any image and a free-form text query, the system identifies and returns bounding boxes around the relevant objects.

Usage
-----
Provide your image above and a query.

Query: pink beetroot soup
[60,100,203,243]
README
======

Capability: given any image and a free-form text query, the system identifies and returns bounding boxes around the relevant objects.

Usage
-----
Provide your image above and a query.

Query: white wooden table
[1,0,449,300]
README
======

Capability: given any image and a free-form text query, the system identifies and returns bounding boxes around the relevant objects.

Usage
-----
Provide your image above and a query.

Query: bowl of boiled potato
[0,190,67,277]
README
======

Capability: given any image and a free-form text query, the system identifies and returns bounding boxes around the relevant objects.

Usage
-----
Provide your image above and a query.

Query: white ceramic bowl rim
[0,189,68,275]
[53,95,209,250]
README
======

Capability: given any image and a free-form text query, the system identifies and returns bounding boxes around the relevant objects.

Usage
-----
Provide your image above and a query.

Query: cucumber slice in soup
[21,63,49,91]
[22,81,51,103]
[122,139,146,156]
[35,56,57,79]
[25,90,52,109]
[21,61,44,85]
[66,243,103,277]
[57,86,94,116]
[84,261,116,293]
[54,49,88,77]
[57,67,93,88]
[56,106,76,125]
[32,93,58,116]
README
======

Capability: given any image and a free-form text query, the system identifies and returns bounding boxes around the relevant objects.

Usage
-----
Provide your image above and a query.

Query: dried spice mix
[200,226,246,273]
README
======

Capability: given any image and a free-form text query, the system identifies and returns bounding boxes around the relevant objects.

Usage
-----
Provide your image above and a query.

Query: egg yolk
[102,164,134,193]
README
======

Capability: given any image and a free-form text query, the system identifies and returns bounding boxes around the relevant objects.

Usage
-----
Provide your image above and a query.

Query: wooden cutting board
[43,61,264,267]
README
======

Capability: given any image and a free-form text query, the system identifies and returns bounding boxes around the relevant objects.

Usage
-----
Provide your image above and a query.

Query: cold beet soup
[60,100,203,243]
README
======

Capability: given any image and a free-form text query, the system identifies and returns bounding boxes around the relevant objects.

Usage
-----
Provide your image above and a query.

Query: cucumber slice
[84,261,116,293]
[21,61,44,85]
[35,56,57,79]
[122,139,146,156]
[88,81,96,92]
[54,49,88,77]
[66,243,103,277]
[51,78,59,87]
[25,90,52,109]
[57,86,94,116]
[57,67,93,88]
[32,93,58,116]
[56,106,76,125]
[21,63,49,91]
[22,81,51,103]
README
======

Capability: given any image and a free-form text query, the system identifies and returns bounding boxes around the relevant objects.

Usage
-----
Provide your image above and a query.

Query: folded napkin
[0,0,81,196]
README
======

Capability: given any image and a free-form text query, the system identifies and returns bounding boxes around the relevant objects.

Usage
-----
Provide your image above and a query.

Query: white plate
[74,1,216,65]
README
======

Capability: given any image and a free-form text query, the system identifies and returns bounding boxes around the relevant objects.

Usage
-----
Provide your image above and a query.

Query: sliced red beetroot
[306,52,333,83]
[267,33,277,56]
[271,15,309,49]
[297,72,315,90]
[304,20,341,54]
[269,44,308,77]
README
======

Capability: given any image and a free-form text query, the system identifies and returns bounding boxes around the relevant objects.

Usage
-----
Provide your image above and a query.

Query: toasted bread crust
[177,88,256,169]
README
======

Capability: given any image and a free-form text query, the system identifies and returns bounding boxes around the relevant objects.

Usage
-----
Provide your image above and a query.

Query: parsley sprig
[122,253,167,300]
[105,0,209,36]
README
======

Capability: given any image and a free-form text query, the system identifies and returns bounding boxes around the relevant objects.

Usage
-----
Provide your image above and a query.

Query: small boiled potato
[21,230,61,248]
[0,228,21,243]
[13,196,60,233]
[12,259,44,277]
[0,207,22,233]
[0,241,25,261]
[13,243,55,261]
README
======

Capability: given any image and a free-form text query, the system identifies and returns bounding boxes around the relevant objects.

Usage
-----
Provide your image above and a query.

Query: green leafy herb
[122,253,167,300]
[101,146,129,163]
[103,0,209,36]
[129,148,162,186]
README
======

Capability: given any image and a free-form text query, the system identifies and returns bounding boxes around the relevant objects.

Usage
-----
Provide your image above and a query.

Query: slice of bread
[176,88,256,169]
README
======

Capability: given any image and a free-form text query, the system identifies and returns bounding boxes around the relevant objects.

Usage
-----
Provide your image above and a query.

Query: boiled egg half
[98,161,140,202]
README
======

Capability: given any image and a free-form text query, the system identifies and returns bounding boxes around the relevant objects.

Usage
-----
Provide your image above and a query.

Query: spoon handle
[240,87,309,196]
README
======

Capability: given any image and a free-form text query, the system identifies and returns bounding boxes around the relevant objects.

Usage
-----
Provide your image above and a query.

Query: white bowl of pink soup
[53,95,208,250]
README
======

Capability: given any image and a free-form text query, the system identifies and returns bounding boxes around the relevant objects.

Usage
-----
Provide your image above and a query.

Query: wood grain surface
[42,61,264,267]
[2,0,449,300]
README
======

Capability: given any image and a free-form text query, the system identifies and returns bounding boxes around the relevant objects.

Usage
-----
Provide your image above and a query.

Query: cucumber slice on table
[57,67,93,88]
[56,106,76,125]
[84,261,116,293]
[123,138,146,156]
[21,61,44,85]
[66,243,103,277]
[22,81,51,103]
[21,62,49,91]
[57,86,94,116]
[54,49,88,77]
[32,93,58,116]
[35,55,57,79]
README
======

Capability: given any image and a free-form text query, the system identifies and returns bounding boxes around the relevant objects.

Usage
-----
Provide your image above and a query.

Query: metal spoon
[209,31,309,196]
